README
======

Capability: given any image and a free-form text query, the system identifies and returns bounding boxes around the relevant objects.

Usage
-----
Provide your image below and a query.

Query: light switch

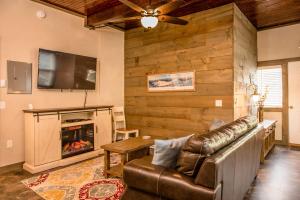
[0,101,6,109]
[6,140,13,148]
[0,80,6,88]
[215,100,223,107]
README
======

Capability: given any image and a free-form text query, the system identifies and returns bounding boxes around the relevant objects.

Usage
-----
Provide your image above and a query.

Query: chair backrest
[112,106,126,131]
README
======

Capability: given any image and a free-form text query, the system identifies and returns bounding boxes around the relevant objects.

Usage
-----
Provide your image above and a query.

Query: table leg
[104,150,110,178]
[121,153,127,165]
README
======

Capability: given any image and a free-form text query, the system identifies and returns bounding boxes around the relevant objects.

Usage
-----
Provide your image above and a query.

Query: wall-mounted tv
[38,49,97,90]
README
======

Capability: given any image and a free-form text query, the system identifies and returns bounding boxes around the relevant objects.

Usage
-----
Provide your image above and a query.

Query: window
[256,66,282,108]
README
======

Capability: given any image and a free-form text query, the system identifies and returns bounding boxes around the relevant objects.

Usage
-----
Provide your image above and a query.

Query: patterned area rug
[22,155,124,200]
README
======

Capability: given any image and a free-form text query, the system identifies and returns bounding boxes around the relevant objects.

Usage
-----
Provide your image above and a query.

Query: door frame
[258,57,300,146]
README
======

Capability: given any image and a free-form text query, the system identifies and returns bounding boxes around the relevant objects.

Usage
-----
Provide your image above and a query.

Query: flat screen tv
[38,49,97,90]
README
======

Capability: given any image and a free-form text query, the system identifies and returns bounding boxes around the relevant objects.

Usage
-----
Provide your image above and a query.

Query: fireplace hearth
[61,123,94,159]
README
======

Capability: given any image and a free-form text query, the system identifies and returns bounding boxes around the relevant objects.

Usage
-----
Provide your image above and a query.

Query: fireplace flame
[63,140,93,154]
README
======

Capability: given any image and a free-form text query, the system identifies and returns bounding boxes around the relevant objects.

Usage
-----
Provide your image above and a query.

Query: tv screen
[38,49,97,90]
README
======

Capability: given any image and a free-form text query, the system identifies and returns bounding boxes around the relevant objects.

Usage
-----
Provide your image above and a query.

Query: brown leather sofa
[121,116,264,200]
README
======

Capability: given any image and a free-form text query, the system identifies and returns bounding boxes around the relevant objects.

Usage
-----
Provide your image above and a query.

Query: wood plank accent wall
[233,4,257,119]
[124,3,257,138]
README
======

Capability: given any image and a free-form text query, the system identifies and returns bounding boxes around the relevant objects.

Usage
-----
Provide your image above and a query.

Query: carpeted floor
[22,155,124,200]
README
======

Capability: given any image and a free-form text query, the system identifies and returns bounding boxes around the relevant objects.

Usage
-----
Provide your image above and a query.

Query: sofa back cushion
[176,116,257,177]
[194,125,263,200]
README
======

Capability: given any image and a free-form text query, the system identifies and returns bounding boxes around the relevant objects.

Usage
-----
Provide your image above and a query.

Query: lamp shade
[252,94,260,102]
[141,16,158,29]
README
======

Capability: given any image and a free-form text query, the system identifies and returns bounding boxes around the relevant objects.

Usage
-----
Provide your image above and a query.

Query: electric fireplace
[61,123,94,159]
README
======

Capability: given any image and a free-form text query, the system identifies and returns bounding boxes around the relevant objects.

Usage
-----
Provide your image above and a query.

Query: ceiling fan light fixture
[141,16,158,29]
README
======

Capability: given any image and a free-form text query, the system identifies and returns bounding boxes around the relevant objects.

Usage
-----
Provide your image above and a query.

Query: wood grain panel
[125,4,235,138]
[233,4,257,120]
[125,96,233,108]
[31,0,103,16]
[125,106,233,122]
[125,4,256,138]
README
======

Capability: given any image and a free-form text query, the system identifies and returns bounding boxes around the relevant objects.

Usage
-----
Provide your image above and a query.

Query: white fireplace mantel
[23,105,113,173]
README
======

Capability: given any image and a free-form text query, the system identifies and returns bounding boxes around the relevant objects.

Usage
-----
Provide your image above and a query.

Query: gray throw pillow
[152,135,192,168]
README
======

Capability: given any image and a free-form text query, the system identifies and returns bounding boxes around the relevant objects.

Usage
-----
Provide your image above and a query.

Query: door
[35,115,61,165]
[288,61,300,145]
[94,110,112,150]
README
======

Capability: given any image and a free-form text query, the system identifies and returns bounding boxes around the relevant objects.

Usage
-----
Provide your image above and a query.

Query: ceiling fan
[107,0,189,29]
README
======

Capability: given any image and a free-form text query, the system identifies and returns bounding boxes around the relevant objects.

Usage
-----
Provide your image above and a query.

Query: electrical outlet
[215,100,223,107]
[0,80,6,88]
[6,140,13,148]
[0,101,5,109]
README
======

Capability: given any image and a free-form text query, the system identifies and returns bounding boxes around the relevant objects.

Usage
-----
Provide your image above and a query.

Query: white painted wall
[98,30,124,106]
[258,23,300,143]
[257,23,300,61]
[0,0,124,167]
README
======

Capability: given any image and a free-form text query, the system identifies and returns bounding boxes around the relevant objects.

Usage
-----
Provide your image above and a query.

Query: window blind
[256,66,283,108]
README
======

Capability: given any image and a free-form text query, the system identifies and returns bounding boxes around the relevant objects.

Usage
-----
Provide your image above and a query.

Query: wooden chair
[112,106,139,142]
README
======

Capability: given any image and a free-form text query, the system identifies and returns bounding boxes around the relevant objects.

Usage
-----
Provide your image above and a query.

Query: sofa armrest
[123,156,221,200]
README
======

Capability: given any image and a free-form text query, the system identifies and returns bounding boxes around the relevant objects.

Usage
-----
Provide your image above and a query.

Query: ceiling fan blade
[158,15,188,25]
[108,16,141,23]
[155,0,186,15]
[118,0,146,14]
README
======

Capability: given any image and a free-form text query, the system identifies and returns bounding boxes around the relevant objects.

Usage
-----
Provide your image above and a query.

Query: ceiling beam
[86,5,134,27]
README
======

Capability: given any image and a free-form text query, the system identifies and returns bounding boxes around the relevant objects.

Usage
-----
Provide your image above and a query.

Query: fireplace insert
[61,123,94,159]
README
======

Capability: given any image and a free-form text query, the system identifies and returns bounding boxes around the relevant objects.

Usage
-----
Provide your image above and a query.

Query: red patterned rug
[22,156,125,200]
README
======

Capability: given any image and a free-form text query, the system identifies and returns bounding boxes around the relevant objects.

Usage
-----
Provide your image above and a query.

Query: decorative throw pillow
[152,135,192,168]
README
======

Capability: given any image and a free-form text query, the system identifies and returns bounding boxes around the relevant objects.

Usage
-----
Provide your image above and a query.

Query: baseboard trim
[0,161,24,174]
[275,140,287,146]
[289,143,300,151]
[23,149,103,174]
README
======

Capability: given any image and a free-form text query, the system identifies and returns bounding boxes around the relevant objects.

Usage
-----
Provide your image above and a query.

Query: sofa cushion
[152,135,192,168]
[237,115,258,130]
[176,116,258,177]
[176,128,235,177]
[225,120,248,139]
[123,156,221,200]
[194,124,263,189]
[158,169,222,200]
[123,156,165,195]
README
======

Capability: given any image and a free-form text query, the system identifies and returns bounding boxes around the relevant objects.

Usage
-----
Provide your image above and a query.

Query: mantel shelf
[23,105,113,114]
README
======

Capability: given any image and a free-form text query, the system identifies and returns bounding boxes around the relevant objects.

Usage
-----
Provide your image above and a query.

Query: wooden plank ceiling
[32,0,300,30]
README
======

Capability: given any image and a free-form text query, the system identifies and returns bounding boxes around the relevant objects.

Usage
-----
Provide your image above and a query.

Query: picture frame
[147,71,195,92]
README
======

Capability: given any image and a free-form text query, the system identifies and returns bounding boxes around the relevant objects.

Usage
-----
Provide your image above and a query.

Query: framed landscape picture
[147,71,195,92]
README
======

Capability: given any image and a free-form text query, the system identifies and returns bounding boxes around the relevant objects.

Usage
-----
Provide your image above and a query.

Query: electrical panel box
[7,60,32,94]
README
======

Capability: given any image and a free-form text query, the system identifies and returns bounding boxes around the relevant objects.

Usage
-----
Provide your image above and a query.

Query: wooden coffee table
[101,137,154,178]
